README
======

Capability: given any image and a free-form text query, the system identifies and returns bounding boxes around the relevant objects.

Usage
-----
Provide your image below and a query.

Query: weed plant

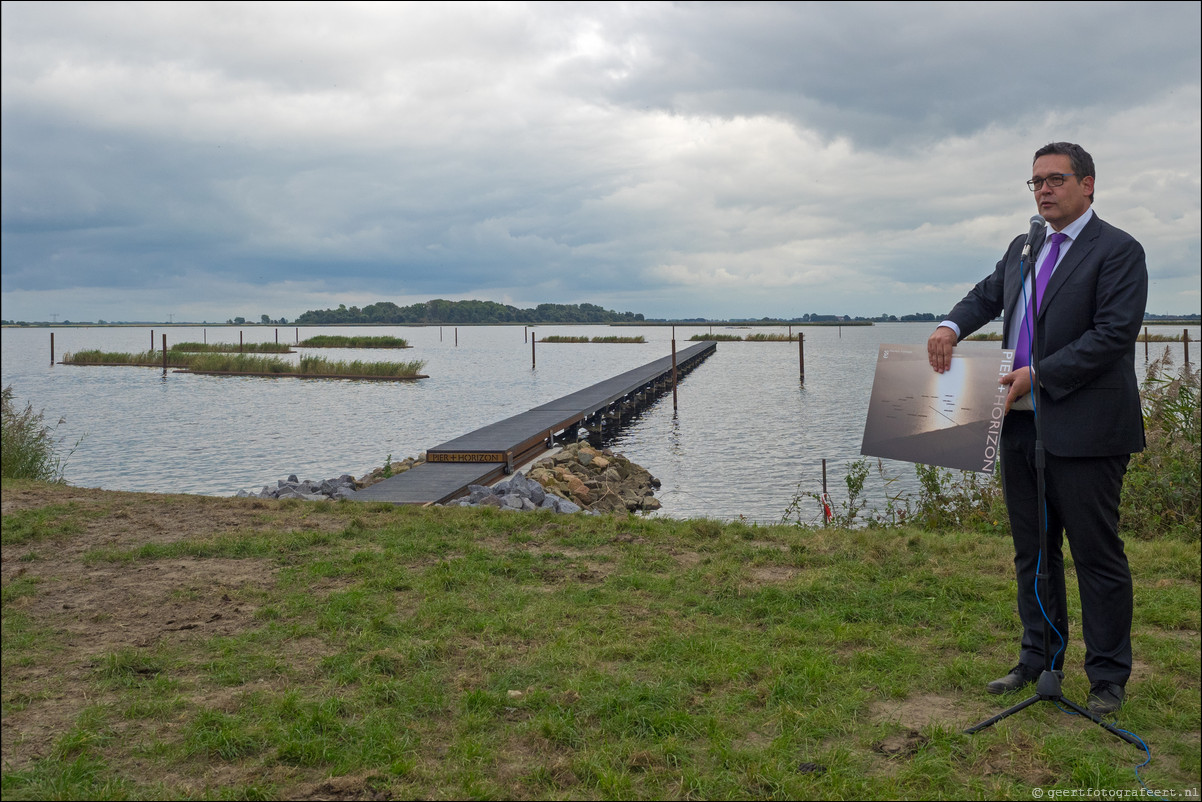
[1121,349,1200,540]
[0,386,78,481]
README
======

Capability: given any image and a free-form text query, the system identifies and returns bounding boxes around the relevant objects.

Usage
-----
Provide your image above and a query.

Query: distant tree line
[295,300,645,325]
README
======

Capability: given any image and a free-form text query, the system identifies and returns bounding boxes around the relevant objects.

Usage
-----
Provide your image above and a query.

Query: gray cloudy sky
[2,1,1199,322]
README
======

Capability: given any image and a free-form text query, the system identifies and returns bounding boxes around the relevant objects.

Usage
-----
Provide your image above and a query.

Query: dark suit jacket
[947,212,1147,458]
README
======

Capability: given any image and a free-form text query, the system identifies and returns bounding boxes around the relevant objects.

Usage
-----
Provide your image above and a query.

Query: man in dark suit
[927,142,1147,715]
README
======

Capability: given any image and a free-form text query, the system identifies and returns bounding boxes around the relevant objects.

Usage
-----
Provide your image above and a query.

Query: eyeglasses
[1027,173,1076,191]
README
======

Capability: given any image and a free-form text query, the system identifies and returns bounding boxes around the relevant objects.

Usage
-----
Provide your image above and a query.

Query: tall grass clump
[1,386,77,481]
[61,349,190,367]
[540,336,646,343]
[296,356,427,378]
[185,353,295,373]
[1121,348,1200,540]
[298,335,410,348]
[170,342,292,353]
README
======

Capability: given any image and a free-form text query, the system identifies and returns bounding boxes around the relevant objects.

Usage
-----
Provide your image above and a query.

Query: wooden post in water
[151,329,155,353]
[50,333,54,365]
[1185,329,1191,365]
[275,328,278,344]
[204,328,207,345]
[240,331,244,353]
[822,459,829,526]
[671,326,678,412]
[799,333,805,383]
[524,325,528,344]
[531,332,536,370]
[162,334,168,376]
[1144,326,1149,360]
[455,328,458,347]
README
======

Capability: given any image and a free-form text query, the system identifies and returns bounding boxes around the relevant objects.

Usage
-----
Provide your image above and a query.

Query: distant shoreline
[4,317,1199,328]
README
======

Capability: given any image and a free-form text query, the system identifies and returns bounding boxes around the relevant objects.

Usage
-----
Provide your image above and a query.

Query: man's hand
[999,368,1034,413]
[927,326,958,373]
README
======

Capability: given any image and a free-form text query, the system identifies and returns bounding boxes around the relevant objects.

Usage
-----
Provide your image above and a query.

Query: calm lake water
[2,322,1197,522]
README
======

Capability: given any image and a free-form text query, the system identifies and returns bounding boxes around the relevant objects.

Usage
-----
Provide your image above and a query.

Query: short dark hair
[1034,142,1095,202]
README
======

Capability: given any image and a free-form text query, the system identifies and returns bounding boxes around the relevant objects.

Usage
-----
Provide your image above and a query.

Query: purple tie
[1014,231,1067,369]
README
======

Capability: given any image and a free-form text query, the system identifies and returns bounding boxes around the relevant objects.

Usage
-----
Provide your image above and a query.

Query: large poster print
[860,343,1014,473]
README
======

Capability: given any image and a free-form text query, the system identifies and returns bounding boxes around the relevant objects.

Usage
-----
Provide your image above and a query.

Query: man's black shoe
[1087,681,1125,715]
[986,664,1041,695]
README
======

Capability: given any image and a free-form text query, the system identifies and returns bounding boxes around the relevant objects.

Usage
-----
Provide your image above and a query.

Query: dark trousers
[1000,411,1133,685]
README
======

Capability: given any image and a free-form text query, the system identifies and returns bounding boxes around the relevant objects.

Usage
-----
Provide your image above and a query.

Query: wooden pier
[353,340,717,505]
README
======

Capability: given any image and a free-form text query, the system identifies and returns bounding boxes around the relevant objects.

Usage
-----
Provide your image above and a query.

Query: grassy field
[1,481,1197,800]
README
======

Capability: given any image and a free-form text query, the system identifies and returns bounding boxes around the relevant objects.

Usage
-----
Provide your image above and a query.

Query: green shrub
[1,386,77,481]
[1121,349,1200,540]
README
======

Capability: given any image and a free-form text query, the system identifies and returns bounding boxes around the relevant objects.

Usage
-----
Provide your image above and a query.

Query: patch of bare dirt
[0,484,340,773]
[871,692,967,730]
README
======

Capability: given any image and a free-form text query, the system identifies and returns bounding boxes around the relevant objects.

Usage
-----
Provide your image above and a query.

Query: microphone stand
[963,251,1140,749]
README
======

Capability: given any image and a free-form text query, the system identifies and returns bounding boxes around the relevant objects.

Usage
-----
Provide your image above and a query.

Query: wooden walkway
[353,340,717,504]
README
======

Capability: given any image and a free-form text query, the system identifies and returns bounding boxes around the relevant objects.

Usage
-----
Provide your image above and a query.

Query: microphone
[1021,214,1045,262]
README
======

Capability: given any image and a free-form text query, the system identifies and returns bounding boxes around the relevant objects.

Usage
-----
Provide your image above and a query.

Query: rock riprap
[237,445,660,515]
[528,442,661,513]
[236,456,426,501]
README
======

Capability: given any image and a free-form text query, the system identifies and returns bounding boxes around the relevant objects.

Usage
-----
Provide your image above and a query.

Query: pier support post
[162,334,168,376]
[1186,329,1192,365]
[1144,326,1148,360]
[50,332,54,366]
[531,332,536,370]
[799,333,805,384]
[151,329,155,353]
[671,327,678,412]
